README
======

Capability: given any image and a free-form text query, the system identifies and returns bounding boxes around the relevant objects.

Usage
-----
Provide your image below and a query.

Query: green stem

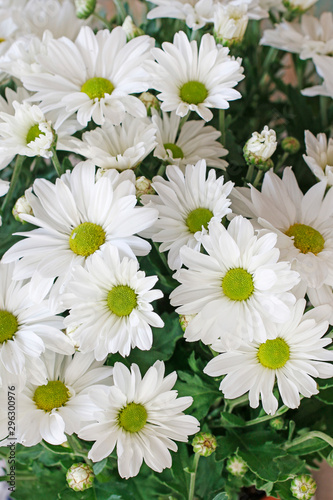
[244,163,254,185]
[245,405,290,427]
[285,431,333,450]
[219,109,226,146]
[320,95,328,130]
[226,394,249,413]
[259,47,278,90]
[93,12,112,29]
[274,152,289,173]
[180,112,191,128]
[66,435,93,466]
[0,155,25,215]
[252,169,263,188]
[113,0,127,23]
[188,453,200,500]
[51,147,62,177]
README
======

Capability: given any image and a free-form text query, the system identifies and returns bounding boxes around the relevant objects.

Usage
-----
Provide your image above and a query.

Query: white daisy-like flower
[2,162,158,301]
[0,14,20,76]
[283,0,318,14]
[230,167,333,290]
[78,360,200,478]
[244,125,277,163]
[63,245,164,359]
[147,0,214,31]
[63,116,157,171]
[302,55,333,99]
[0,261,74,387]
[307,285,333,325]
[204,299,333,415]
[12,350,113,446]
[303,130,333,185]
[141,159,233,270]
[152,110,228,171]
[213,4,249,46]
[170,216,300,348]
[21,26,153,128]
[260,12,333,61]
[147,31,244,122]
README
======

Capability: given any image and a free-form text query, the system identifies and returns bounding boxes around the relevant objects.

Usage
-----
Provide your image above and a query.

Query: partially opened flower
[303,130,333,185]
[147,0,214,30]
[302,55,333,99]
[79,361,199,478]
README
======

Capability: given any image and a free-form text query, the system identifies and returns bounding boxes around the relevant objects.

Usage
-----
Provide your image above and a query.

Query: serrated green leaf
[175,370,221,420]
[220,412,246,428]
[286,437,330,455]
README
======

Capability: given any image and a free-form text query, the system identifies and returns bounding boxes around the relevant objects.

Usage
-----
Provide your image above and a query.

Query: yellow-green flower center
[222,268,254,301]
[163,143,184,159]
[81,77,115,100]
[69,222,106,257]
[33,380,70,412]
[26,124,45,144]
[0,38,6,43]
[180,81,208,105]
[118,402,147,433]
[257,338,290,370]
[186,208,213,234]
[0,311,18,343]
[285,223,324,255]
[107,285,137,317]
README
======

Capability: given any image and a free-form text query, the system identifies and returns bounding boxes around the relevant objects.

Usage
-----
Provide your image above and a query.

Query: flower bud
[290,474,316,500]
[74,0,96,19]
[269,417,285,430]
[214,4,248,47]
[179,314,196,332]
[326,450,333,467]
[244,126,277,166]
[135,176,155,200]
[192,432,217,457]
[66,463,94,492]
[226,455,248,477]
[283,0,318,15]
[139,92,160,116]
[12,194,33,223]
[281,137,300,154]
[122,16,144,40]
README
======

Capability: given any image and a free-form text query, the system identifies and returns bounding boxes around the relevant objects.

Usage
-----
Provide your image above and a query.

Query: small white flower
[142,159,233,270]
[135,176,154,199]
[226,455,248,476]
[303,130,333,185]
[79,361,199,478]
[213,4,249,46]
[170,216,300,347]
[290,474,317,500]
[122,15,144,39]
[147,0,214,31]
[244,125,277,163]
[204,299,333,415]
[302,55,333,99]
[12,193,34,222]
[307,284,333,325]
[147,31,244,122]
[75,0,96,20]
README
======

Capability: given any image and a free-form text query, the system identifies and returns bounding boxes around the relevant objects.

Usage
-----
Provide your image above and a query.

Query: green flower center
[285,223,324,255]
[118,402,147,433]
[107,285,137,317]
[0,311,18,343]
[81,77,115,100]
[163,143,184,159]
[33,380,70,412]
[26,124,45,144]
[180,81,208,105]
[222,268,254,301]
[69,222,106,257]
[186,208,213,234]
[257,338,290,370]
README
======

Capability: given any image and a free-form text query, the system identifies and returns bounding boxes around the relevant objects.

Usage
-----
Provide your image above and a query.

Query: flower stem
[252,169,263,188]
[245,404,290,427]
[93,12,112,29]
[284,431,333,450]
[113,0,127,23]
[274,152,289,173]
[219,109,226,146]
[188,453,200,500]
[244,163,254,185]
[51,147,62,177]
[66,434,93,466]
[0,155,25,215]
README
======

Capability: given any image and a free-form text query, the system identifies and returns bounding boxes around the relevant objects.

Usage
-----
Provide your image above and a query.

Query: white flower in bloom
[302,55,333,99]
[152,110,228,171]
[231,167,333,290]
[204,299,333,415]
[142,160,233,270]
[63,116,157,171]
[2,162,157,301]
[260,12,333,60]
[13,351,113,446]
[303,130,333,185]
[0,101,55,159]
[0,261,74,387]
[170,216,300,348]
[307,285,333,325]
[147,31,244,122]
[213,4,249,46]
[244,125,277,162]
[63,245,164,359]
[79,361,199,477]
[147,0,214,30]
[0,180,9,197]
[21,26,153,128]
[0,14,19,78]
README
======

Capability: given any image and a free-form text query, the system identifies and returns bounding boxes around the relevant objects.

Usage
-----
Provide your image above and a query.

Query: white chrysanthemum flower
[204,299,333,415]
[302,55,333,99]
[303,130,333,185]
[12,351,113,446]
[0,180,9,197]
[21,26,153,128]
[147,31,244,122]
[142,160,233,270]
[2,162,158,301]
[213,4,249,46]
[260,12,333,60]
[170,216,300,348]
[147,0,214,30]
[152,110,228,171]
[0,261,74,386]
[63,245,164,359]
[244,125,277,163]
[0,101,55,159]
[0,14,19,77]
[307,284,333,325]
[230,167,333,290]
[283,0,318,13]
[63,116,157,171]
[78,361,199,477]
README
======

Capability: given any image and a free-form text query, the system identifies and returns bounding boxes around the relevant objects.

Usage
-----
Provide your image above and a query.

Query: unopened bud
[290,474,317,500]
[269,417,285,430]
[139,92,160,116]
[179,314,196,332]
[122,15,144,40]
[66,463,94,492]
[135,176,155,200]
[244,126,277,167]
[12,194,33,223]
[75,0,96,19]
[283,0,318,15]
[226,455,248,477]
[214,4,248,47]
[192,432,217,457]
[281,137,300,154]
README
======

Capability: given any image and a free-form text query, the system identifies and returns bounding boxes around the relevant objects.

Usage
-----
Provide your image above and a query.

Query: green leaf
[175,370,221,420]
[93,458,108,475]
[212,494,229,500]
[315,386,333,404]
[220,412,246,428]
[286,437,330,455]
